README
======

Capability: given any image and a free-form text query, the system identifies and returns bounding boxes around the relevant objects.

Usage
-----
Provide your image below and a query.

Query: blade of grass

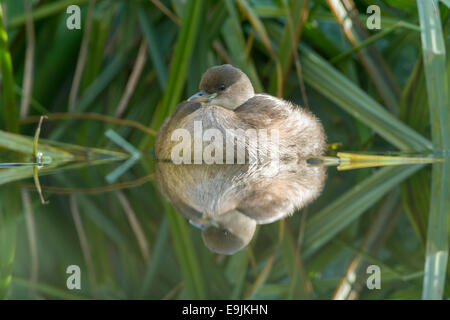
[74,51,130,114]
[11,277,89,299]
[299,44,432,151]
[244,254,276,299]
[0,5,18,133]
[7,0,91,29]
[149,0,204,130]
[0,184,19,299]
[244,221,284,299]
[327,0,401,114]
[186,7,207,96]
[400,58,430,247]
[225,249,249,299]
[310,10,420,30]
[440,0,450,8]
[223,0,263,92]
[302,164,424,257]
[69,195,98,297]
[401,55,430,137]
[329,22,419,64]
[0,154,132,188]
[29,21,82,108]
[73,193,128,247]
[49,51,130,140]
[14,84,49,115]
[423,163,450,299]
[332,191,401,300]
[335,238,424,283]
[149,0,181,24]
[114,40,147,117]
[401,168,429,247]
[0,130,73,159]
[400,57,431,249]
[68,0,96,112]
[270,0,309,105]
[280,228,312,299]
[139,216,169,298]
[75,216,112,298]
[252,5,285,18]
[163,201,206,299]
[194,236,232,299]
[19,0,35,119]
[235,0,283,97]
[116,191,150,262]
[21,188,39,298]
[81,3,115,91]
[417,0,449,300]
[138,9,168,90]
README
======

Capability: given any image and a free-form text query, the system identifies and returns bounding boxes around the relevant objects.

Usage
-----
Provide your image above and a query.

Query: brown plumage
[155,64,327,254]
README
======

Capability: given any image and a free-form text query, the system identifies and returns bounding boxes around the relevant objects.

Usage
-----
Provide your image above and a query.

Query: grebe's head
[188,64,254,110]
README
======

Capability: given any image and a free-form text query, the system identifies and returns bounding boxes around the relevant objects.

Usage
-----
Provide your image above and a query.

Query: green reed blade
[138,9,168,90]
[223,0,263,91]
[299,44,432,151]
[150,0,204,130]
[139,217,169,298]
[0,6,18,133]
[303,164,423,257]
[0,184,19,299]
[417,0,449,300]
[163,201,206,299]
[440,0,450,8]
[7,0,91,29]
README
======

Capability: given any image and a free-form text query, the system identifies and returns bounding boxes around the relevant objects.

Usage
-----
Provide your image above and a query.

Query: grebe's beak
[188,91,217,103]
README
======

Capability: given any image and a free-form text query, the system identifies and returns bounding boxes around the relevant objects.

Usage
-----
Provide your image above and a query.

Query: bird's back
[235,94,327,159]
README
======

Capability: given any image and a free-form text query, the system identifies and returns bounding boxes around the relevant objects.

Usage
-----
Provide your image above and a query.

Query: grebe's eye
[218,84,226,91]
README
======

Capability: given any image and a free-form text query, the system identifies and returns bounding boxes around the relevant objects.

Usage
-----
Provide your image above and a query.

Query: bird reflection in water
[155,65,327,254]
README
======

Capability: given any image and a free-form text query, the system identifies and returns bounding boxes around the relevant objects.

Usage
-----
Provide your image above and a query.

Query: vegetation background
[0,0,448,299]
